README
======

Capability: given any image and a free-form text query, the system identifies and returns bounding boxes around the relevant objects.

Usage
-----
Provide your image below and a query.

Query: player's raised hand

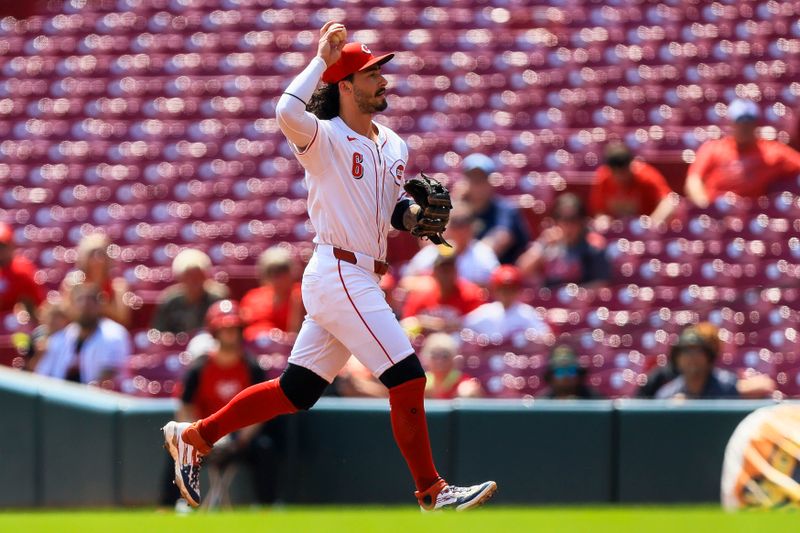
[317,22,347,67]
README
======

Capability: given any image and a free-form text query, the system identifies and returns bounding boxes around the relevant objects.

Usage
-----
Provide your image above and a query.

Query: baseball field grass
[0,506,795,533]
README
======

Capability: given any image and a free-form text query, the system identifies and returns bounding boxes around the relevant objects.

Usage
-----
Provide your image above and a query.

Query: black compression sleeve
[391,198,414,231]
[181,363,203,404]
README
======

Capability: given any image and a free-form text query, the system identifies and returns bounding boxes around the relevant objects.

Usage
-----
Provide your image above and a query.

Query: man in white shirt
[403,203,499,286]
[463,265,552,339]
[35,282,131,386]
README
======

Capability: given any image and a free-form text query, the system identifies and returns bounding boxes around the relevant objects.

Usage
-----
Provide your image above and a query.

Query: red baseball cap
[490,265,523,288]
[322,42,394,84]
[0,223,12,244]
[205,299,244,332]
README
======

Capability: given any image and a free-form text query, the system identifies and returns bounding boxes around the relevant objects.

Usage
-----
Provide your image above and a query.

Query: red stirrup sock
[198,378,297,445]
[388,377,441,492]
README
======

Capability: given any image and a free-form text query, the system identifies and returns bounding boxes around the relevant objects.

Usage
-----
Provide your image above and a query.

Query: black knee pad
[379,354,426,389]
[279,364,329,410]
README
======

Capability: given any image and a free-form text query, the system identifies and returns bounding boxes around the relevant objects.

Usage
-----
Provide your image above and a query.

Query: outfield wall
[0,367,780,507]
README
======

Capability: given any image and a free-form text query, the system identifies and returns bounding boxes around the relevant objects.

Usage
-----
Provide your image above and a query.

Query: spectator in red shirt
[240,247,304,342]
[589,143,676,225]
[401,248,485,333]
[685,99,800,207]
[420,333,482,400]
[161,299,282,506]
[61,233,131,327]
[0,222,44,316]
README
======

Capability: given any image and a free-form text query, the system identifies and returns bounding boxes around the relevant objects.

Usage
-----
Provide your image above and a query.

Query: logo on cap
[361,44,371,54]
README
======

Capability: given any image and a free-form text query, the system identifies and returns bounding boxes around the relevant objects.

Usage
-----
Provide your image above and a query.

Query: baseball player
[163,22,497,511]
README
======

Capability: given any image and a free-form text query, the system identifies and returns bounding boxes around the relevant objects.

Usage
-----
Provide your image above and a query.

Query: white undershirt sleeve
[275,56,327,150]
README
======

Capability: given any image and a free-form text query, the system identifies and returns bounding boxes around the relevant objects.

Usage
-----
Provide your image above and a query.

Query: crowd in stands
[2,97,798,405]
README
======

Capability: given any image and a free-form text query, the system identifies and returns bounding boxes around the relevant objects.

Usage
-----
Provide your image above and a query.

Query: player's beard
[354,86,388,114]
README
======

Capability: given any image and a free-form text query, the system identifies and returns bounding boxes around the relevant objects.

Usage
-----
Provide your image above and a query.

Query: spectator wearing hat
[685,98,800,207]
[151,249,228,334]
[463,265,551,339]
[589,142,676,225]
[0,222,44,316]
[401,248,485,333]
[161,299,282,506]
[420,333,482,400]
[655,326,740,399]
[543,344,601,399]
[240,247,304,342]
[403,202,499,286]
[61,233,131,327]
[517,193,610,288]
[456,153,531,264]
[34,282,131,387]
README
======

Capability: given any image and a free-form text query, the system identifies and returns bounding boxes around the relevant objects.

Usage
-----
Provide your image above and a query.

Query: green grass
[0,506,795,533]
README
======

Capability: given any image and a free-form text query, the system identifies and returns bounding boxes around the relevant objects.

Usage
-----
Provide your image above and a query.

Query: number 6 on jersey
[352,152,364,179]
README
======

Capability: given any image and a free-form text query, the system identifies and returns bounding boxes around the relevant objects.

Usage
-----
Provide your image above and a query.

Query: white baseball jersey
[463,301,552,338]
[275,56,407,262]
[294,116,407,261]
[273,55,415,381]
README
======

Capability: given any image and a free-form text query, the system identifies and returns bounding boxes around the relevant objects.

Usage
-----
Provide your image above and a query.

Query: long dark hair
[306,74,352,120]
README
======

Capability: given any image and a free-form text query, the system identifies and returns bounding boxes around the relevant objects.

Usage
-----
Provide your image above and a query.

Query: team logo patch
[390,160,406,185]
[361,44,371,55]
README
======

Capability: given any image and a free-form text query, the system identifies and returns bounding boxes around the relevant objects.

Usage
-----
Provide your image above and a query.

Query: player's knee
[379,354,426,389]
[279,363,328,411]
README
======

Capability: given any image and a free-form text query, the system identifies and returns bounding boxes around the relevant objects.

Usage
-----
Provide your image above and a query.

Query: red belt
[332,246,389,275]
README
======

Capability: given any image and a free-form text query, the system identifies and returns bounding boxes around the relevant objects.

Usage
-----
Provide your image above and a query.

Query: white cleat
[416,479,498,511]
[162,421,205,508]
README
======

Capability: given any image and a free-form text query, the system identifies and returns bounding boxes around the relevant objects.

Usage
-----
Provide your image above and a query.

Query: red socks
[198,378,297,445]
[197,374,440,494]
[388,377,441,492]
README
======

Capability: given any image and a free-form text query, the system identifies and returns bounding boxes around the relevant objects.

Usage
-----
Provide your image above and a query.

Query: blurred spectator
[380,271,401,318]
[240,247,303,341]
[790,109,800,151]
[151,249,228,334]
[685,98,800,207]
[0,222,44,316]
[161,300,282,506]
[331,358,387,398]
[638,322,719,398]
[640,323,775,399]
[456,153,530,264]
[62,233,130,327]
[463,265,551,338]
[655,327,740,399]
[517,194,610,288]
[420,333,482,399]
[401,248,485,333]
[404,202,499,286]
[543,344,601,399]
[589,142,675,225]
[34,283,131,387]
[25,301,69,371]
